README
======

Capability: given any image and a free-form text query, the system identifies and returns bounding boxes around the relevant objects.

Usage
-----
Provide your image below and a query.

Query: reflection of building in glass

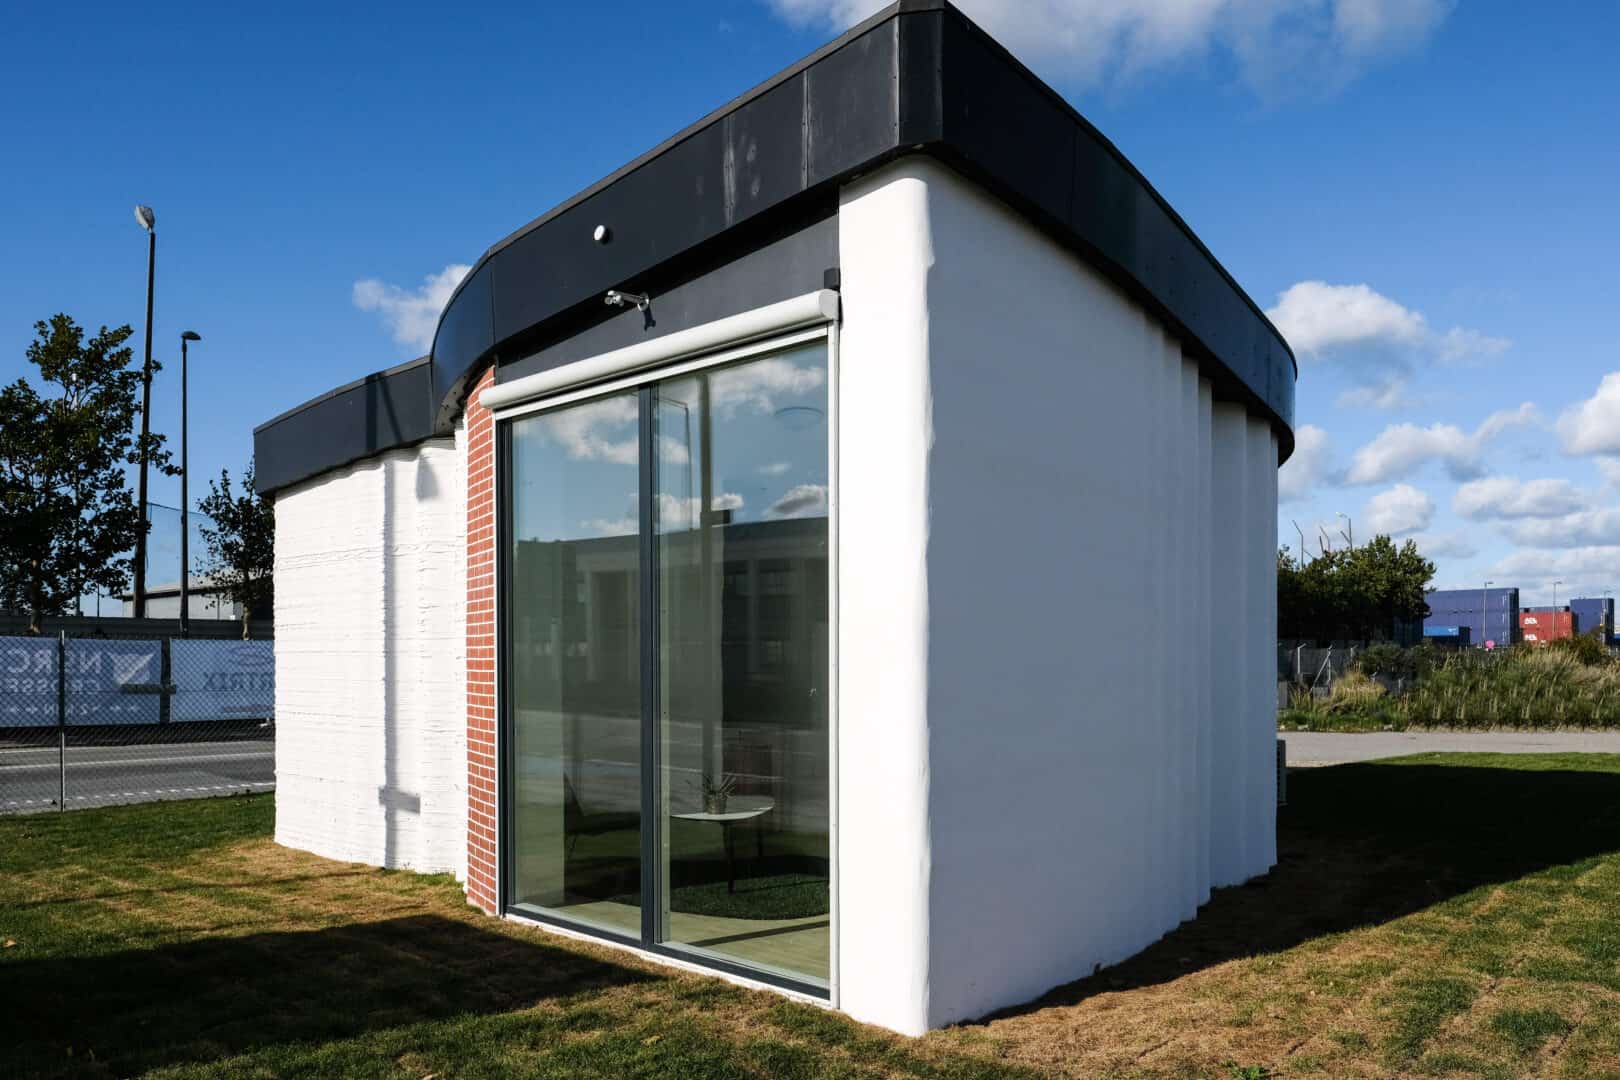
[513,518,828,725]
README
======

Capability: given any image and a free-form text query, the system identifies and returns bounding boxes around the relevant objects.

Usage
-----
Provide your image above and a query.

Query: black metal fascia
[252,356,438,495]
[427,0,1294,449]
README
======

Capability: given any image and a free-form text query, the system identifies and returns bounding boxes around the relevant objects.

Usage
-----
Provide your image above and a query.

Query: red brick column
[465,367,498,913]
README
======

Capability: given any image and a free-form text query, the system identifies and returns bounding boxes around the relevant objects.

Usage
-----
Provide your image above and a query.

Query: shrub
[1548,632,1607,667]
[1355,642,1441,681]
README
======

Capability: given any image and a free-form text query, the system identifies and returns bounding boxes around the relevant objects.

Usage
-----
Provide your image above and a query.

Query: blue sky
[2,1,1616,601]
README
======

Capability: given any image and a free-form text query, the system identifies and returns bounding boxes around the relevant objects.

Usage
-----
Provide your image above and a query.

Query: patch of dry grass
[8,756,1620,1078]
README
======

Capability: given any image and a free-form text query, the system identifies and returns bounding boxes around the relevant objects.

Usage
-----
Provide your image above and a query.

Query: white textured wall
[273,437,467,875]
[838,158,1280,1033]
[835,165,936,1034]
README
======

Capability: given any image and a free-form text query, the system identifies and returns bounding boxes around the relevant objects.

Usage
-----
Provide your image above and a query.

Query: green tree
[1277,535,1434,643]
[196,460,274,637]
[1341,535,1435,639]
[0,315,173,633]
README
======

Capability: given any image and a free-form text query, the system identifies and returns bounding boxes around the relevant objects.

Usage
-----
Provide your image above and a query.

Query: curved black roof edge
[257,0,1295,494]
[253,355,442,495]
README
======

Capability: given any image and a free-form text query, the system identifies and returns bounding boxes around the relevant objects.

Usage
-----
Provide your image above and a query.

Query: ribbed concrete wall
[838,158,1280,1034]
[272,438,467,874]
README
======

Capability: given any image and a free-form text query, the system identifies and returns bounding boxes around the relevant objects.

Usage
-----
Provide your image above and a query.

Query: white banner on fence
[62,639,163,725]
[170,640,274,721]
[0,636,60,728]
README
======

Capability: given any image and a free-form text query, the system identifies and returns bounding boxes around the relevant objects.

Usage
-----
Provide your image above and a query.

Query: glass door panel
[655,342,831,987]
[507,391,643,936]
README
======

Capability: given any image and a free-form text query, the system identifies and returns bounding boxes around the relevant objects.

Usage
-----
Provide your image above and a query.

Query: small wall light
[605,289,651,312]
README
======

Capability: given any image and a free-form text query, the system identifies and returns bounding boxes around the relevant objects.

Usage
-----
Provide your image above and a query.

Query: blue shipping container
[1426,587,1520,647]
[1572,597,1614,639]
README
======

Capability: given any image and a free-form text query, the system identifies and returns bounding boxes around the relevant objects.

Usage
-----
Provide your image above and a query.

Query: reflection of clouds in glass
[544,396,638,464]
[657,492,744,531]
[766,483,829,519]
[709,357,825,417]
[585,492,745,536]
[759,461,791,476]
[584,513,638,537]
[657,435,690,466]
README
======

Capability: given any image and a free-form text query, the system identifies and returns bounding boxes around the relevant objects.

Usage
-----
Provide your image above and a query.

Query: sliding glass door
[504,337,831,992]
[507,391,644,936]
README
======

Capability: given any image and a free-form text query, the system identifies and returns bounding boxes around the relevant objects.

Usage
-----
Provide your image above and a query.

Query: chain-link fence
[0,633,273,814]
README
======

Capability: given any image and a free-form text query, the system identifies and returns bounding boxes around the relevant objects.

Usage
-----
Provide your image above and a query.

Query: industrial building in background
[1425,587,1520,648]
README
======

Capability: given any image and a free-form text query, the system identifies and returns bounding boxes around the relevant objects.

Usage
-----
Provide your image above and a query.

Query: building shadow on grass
[0,913,655,1077]
[982,761,1620,1022]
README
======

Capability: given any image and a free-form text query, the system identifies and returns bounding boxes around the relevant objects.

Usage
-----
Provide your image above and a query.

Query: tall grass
[1284,642,1620,731]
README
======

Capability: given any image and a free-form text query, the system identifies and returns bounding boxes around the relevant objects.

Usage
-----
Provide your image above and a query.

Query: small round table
[670,797,774,893]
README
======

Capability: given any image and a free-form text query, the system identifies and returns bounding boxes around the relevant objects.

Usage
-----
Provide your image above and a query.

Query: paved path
[0,739,274,813]
[1283,730,1620,766]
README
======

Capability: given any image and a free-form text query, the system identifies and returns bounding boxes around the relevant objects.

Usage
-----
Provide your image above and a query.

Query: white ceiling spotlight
[593,224,611,244]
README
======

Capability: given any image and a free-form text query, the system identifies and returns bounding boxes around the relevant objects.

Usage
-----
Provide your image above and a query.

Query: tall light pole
[132,205,157,619]
[1553,579,1564,641]
[1335,511,1353,548]
[1481,580,1493,649]
[179,331,201,634]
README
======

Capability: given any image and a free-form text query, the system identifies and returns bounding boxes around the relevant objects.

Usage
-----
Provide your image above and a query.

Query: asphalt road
[1283,730,1620,767]
[0,738,274,813]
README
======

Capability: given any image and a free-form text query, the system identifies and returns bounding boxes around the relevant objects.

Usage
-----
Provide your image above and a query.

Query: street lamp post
[1481,580,1493,649]
[179,331,201,634]
[1553,579,1564,641]
[1335,511,1353,549]
[132,205,157,619]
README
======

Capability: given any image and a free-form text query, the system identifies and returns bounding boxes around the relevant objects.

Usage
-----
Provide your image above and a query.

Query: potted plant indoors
[701,773,737,815]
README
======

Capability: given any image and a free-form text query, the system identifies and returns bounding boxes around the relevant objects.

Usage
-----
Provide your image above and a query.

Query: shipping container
[1520,609,1574,643]
[1571,597,1615,640]
[1426,587,1520,647]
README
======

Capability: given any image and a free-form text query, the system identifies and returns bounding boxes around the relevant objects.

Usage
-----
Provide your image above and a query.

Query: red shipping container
[1520,610,1573,643]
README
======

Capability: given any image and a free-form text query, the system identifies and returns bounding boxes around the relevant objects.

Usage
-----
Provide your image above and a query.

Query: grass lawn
[5,754,1620,1078]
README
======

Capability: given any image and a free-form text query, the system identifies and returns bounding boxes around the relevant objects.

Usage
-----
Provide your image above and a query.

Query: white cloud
[767,0,1450,96]
[1363,483,1434,536]
[1277,424,1332,504]
[352,264,471,353]
[1413,530,1478,560]
[759,462,792,476]
[1505,508,1620,550]
[1345,403,1539,485]
[1263,276,1516,365]
[1487,546,1620,601]
[1265,281,1508,411]
[1598,458,1620,489]
[1453,477,1588,521]
[1558,373,1620,456]
[1435,326,1512,364]
[766,483,829,519]
[1268,281,1426,357]
[1335,381,1417,411]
